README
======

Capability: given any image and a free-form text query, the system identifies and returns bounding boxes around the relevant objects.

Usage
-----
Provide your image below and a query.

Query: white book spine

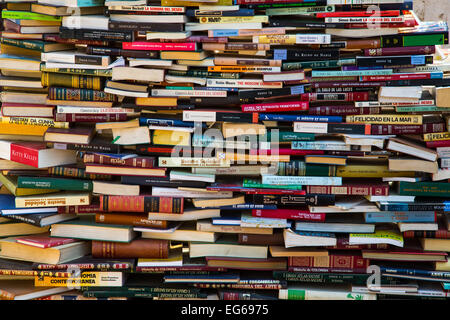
[56,106,133,114]
[295,34,331,44]
[293,122,328,133]
[152,89,227,97]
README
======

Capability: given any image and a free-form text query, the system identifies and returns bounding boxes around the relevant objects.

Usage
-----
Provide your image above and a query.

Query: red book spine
[403,229,450,239]
[134,266,227,272]
[361,73,435,81]
[244,189,306,195]
[316,10,400,18]
[55,113,127,122]
[122,42,196,51]
[364,46,435,56]
[9,143,40,167]
[288,267,367,274]
[305,184,389,196]
[309,106,380,116]
[221,292,240,300]
[346,21,416,28]
[241,101,309,112]
[252,209,325,221]
[83,154,156,168]
[300,92,370,102]
[288,255,369,269]
[100,195,183,213]
[372,123,445,135]
[426,140,450,148]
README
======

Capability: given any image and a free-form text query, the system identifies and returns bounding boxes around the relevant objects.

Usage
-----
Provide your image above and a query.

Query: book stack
[0,0,450,301]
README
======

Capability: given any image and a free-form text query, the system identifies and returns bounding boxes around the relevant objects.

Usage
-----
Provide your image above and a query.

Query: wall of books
[0,0,449,301]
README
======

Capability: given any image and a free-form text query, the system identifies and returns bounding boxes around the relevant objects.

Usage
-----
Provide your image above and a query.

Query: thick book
[99,195,184,213]
[91,239,169,259]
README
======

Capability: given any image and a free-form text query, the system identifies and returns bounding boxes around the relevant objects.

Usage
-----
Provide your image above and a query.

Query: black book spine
[59,27,134,41]
[74,55,103,65]
[108,21,184,32]
[268,20,340,29]
[65,143,121,153]
[386,78,450,87]
[86,46,159,58]
[327,123,370,135]
[216,112,256,123]
[238,87,304,100]
[189,96,240,107]
[5,214,41,227]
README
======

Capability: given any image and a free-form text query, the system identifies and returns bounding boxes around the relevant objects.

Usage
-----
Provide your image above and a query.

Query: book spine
[288,256,369,269]
[364,46,436,56]
[305,184,389,196]
[134,266,227,272]
[196,283,283,290]
[403,230,450,239]
[252,209,325,221]
[371,123,445,135]
[9,143,40,168]
[58,204,101,214]
[5,214,42,226]
[95,213,168,228]
[287,267,367,274]
[55,113,128,122]
[108,21,184,32]
[99,195,183,213]
[83,154,156,168]
[49,166,111,180]
[91,239,169,259]
[122,42,196,51]
[0,37,45,51]
[252,194,335,206]
[309,106,380,116]
[59,28,134,41]
[41,73,102,90]
[242,101,309,112]
[48,87,116,102]
[17,177,93,191]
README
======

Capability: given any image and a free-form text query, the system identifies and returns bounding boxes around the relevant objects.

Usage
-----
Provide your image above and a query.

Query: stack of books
[0,0,449,301]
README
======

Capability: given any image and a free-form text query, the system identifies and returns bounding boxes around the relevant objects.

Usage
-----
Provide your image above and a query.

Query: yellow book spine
[15,193,91,208]
[135,97,178,106]
[336,165,416,178]
[152,130,191,146]
[34,272,123,287]
[0,117,68,129]
[423,132,450,142]
[253,35,297,44]
[198,16,269,23]
[162,0,232,5]
[346,114,423,125]
[223,152,290,163]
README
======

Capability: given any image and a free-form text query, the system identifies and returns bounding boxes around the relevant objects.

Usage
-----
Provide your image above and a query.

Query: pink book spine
[241,101,309,112]
[122,42,196,51]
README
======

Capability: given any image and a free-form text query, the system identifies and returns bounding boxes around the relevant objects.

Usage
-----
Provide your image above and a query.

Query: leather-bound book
[92,238,169,259]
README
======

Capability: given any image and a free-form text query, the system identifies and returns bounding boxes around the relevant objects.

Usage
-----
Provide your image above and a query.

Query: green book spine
[1,10,62,21]
[48,87,116,102]
[0,38,44,51]
[40,66,112,77]
[17,177,93,191]
[382,33,449,48]
[398,181,450,197]
[276,161,335,177]
[283,59,355,71]
[242,179,302,190]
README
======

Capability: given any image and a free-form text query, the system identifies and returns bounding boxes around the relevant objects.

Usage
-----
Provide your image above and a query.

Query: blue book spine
[209,30,239,37]
[443,283,450,290]
[364,212,436,223]
[139,117,203,128]
[76,0,104,7]
[258,113,342,123]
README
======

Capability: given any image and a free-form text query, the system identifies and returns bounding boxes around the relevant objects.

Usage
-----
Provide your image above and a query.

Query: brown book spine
[55,113,127,122]
[371,123,445,135]
[238,232,284,246]
[135,266,227,272]
[326,237,390,250]
[344,38,381,49]
[288,255,369,269]
[91,239,169,259]
[95,213,168,229]
[309,106,381,116]
[57,204,100,214]
[83,154,156,168]
[305,184,389,196]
